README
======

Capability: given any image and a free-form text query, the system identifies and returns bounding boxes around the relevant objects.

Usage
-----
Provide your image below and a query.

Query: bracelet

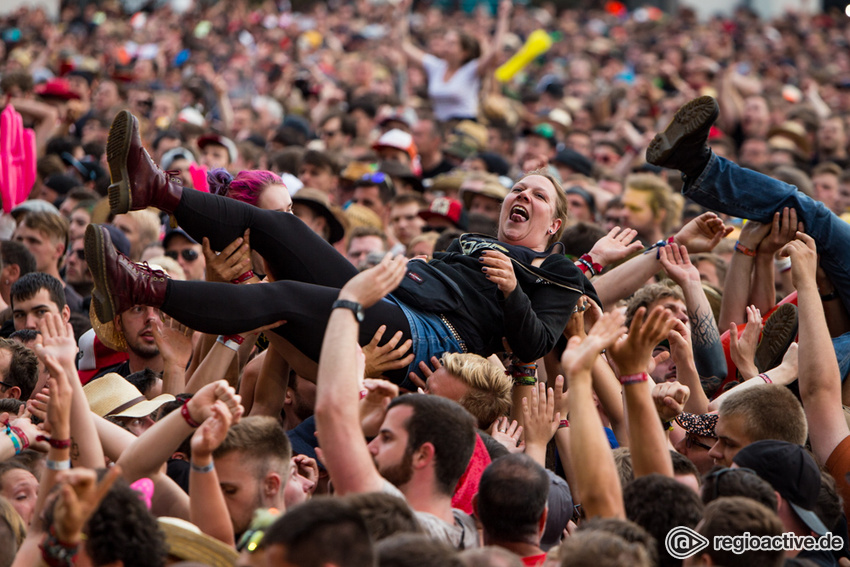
[506,363,537,379]
[191,461,215,473]
[618,372,649,385]
[216,335,241,352]
[37,435,72,449]
[775,256,792,272]
[231,270,255,284]
[644,239,669,260]
[576,254,603,277]
[46,459,72,471]
[512,375,538,387]
[181,401,201,428]
[734,241,757,257]
[40,526,79,567]
[759,373,773,384]
[820,291,839,302]
[5,423,30,454]
[558,419,570,429]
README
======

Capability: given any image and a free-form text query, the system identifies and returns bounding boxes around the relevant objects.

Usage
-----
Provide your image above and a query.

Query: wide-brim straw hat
[83,372,174,418]
[158,517,240,567]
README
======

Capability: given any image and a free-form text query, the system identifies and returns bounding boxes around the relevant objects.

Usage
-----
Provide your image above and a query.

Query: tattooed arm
[659,245,727,398]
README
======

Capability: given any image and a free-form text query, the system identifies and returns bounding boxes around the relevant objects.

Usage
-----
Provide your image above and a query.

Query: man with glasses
[163,228,205,281]
[673,412,718,475]
[317,111,356,154]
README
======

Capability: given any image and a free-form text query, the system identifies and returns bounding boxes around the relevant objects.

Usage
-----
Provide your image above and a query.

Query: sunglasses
[321,129,340,137]
[165,249,200,262]
[707,467,758,501]
[0,380,13,390]
[361,172,388,184]
[685,434,714,451]
[71,249,86,261]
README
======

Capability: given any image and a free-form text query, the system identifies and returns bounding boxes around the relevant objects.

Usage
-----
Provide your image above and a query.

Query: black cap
[44,174,80,196]
[553,148,593,177]
[733,440,828,535]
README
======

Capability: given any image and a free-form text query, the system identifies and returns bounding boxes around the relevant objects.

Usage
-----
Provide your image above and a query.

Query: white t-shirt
[422,54,480,122]
[381,480,479,549]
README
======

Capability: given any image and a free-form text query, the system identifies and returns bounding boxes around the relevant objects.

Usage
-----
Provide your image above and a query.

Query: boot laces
[164,170,184,185]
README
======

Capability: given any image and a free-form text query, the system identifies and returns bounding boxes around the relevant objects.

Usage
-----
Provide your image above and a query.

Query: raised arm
[718,219,770,331]
[787,233,849,463]
[750,208,800,314]
[561,311,627,519]
[36,313,104,469]
[394,0,427,68]
[594,213,732,307]
[314,254,408,496]
[659,244,727,387]
[608,306,677,478]
[477,0,512,74]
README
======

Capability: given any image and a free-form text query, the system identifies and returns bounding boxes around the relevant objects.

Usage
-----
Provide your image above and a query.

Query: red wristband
[181,401,201,428]
[558,419,570,429]
[231,270,255,284]
[759,373,773,384]
[221,334,245,345]
[734,241,757,257]
[618,372,649,385]
[37,435,71,449]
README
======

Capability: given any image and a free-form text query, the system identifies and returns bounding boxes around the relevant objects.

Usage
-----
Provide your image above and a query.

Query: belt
[440,314,468,354]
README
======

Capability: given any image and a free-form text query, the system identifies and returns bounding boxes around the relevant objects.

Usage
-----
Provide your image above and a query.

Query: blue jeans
[687,154,850,380]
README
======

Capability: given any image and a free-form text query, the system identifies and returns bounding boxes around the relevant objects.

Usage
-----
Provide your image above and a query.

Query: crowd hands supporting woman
[4,1,850,566]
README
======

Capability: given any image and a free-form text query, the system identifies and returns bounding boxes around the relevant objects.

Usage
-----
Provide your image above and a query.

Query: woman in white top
[396,0,511,122]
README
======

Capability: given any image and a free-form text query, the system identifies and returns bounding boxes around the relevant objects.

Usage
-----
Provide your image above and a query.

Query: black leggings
[160,189,412,382]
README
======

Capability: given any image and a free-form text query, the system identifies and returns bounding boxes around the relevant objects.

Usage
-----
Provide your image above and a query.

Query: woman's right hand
[203,230,255,284]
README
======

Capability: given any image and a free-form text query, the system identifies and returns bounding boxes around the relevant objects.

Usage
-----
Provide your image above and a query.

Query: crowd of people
[3,0,850,566]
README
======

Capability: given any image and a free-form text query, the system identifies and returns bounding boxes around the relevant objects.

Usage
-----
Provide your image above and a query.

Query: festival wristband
[217,335,242,352]
[181,401,201,428]
[191,461,215,473]
[231,270,255,284]
[558,419,570,429]
[758,373,773,384]
[734,241,757,257]
[46,459,72,471]
[37,435,72,449]
[618,372,650,385]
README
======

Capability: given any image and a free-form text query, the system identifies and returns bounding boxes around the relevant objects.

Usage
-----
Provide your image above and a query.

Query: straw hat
[158,517,240,567]
[83,373,175,418]
[460,173,509,210]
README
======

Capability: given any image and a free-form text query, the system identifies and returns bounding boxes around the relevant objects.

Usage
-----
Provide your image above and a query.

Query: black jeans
[160,189,412,382]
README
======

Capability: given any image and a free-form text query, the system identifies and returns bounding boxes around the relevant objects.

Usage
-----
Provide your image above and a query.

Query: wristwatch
[332,299,365,322]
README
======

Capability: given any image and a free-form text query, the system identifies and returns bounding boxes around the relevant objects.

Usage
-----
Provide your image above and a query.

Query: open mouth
[509,205,529,222]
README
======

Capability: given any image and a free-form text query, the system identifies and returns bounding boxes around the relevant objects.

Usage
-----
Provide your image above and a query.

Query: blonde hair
[0,495,26,550]
[441,353,512,429]
[624,173,683,234]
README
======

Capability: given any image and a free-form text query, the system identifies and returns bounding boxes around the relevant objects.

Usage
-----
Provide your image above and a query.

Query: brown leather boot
[106,110,183,214]
[646,96,718,178]
[85,223,169,325]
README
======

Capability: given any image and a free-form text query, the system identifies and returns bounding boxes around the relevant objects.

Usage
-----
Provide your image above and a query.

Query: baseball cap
[553,149,594,177]
[732,440,828,535]
[35,78,80,100]
[373,129,417,161]
[197,133,238,164]
[160,147,196,171]
[419,197,466,230]
[163,228,198,248]
[522,123,558,147]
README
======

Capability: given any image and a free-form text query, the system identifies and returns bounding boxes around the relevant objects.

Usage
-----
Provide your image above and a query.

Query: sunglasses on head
[707,466,758,501]
[361,172,388,184]
[165,249,200,262]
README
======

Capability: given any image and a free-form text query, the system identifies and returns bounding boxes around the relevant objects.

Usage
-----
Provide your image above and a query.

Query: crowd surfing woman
[87,110,596,389]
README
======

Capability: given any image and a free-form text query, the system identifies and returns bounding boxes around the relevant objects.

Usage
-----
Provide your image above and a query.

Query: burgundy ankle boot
[85,223,169,324]
[106,110,183,215]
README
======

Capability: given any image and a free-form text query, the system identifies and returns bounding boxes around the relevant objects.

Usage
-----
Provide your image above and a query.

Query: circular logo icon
[665,526,710,560]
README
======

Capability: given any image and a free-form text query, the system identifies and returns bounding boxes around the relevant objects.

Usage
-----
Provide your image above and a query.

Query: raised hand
[561,311,626,378]
[360,378,399,437]
[759,208,802,256]
[675,212,733,253]
[191,400,234,459]
[489,417,524,453]
[363,325,414,379]
[608,306,677,376]
[480,249,518,297]
[187,380,243,425]
[36,313,78,368]
[151,315,194,368]
[659,243,700,286]
[652,380,690,422]
[44,354,72,440]
[521,382,560,464]
[407,356,442,392]
[202,231,255,284]
[729,305,761,379]
[53,466,122,543]
[781,232,818,291]
[587,227,643,267]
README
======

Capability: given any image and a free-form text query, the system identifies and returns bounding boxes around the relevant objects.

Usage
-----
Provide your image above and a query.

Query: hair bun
[207,168,234,196]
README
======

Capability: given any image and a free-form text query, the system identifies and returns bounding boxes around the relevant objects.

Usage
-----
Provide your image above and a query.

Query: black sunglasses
[685,434,714,452]
[165,249,200,262]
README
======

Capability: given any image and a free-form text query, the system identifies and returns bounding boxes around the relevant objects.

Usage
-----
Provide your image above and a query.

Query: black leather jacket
[393,234,599,362]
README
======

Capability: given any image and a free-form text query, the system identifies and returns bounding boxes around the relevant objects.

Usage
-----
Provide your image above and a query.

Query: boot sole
[85,224,117,325]
[106,111,133,215]
[646,96,719,167]
[755,303,798,373]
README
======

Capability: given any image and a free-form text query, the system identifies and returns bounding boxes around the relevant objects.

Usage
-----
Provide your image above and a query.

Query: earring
[548,229,555,234]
